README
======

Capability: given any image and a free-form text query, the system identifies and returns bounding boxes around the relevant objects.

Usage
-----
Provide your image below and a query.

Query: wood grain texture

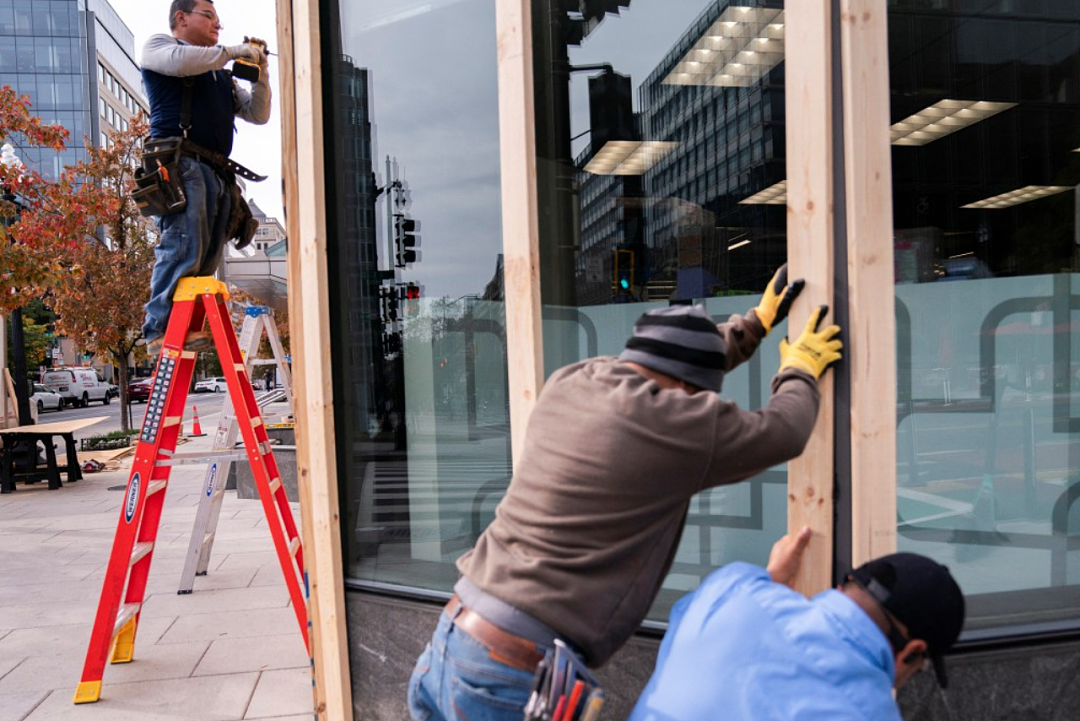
[496,0,544,466]
[278,0,354,718]
[783,1,836,597]
[840,0,898,565]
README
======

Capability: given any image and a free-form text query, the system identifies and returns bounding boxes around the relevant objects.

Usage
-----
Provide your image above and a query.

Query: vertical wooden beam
[277,0,354,719]
[497,0,544,465]
[840,0,897,565]
[784,2,836,596]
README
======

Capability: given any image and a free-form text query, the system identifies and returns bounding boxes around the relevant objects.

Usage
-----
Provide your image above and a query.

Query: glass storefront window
[532,0,789,621]
[322,0,509,593]
[888,3,1080,634]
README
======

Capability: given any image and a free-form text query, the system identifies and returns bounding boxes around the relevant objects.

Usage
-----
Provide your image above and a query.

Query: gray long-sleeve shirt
[456,311,821,666]
[141,34,271,126]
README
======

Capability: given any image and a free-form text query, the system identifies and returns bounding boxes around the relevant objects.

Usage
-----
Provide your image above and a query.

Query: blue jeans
[408,609,537,721]
[141,156,232,341]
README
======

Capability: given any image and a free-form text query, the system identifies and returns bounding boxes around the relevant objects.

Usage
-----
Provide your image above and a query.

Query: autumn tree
[0,86,106,311]
[46,115,156,432]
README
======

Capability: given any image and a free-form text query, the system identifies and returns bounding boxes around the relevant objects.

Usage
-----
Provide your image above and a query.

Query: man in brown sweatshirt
[407,266,842,721]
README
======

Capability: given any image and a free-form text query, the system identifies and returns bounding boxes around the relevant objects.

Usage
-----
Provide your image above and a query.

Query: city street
[34,393,230,442]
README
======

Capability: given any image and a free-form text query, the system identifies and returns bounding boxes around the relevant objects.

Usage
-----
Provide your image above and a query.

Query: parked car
[127,377,153,403]
[194,377,228,393]
[40,368,113,407]
[30,383,64,413]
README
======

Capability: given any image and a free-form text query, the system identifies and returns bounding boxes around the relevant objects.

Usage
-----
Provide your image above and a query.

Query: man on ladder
[134,0,271,356]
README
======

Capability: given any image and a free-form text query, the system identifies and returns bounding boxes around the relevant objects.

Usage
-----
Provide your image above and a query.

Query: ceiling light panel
[890,100,1015,146]
[663,7,784,88]
[584,140,678,176]
[738,180,786,205]
[961,185,1073,209]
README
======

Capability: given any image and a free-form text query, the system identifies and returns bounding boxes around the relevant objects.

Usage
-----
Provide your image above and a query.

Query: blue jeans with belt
[141,156,232,341]
[408,607,537,721]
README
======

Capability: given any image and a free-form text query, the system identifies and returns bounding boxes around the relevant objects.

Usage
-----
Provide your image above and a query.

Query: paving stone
[0,641,209,693]
[0,690,49,721]
[158,607,300,645]
[24,673,260,720]
[244,669,313,719]
[194,633,307,676]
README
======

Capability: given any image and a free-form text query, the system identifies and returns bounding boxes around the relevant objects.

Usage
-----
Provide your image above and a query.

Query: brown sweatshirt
[455,311,820,666]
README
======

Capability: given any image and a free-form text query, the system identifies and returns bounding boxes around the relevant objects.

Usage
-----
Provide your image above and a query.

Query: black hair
[169,0,214,30]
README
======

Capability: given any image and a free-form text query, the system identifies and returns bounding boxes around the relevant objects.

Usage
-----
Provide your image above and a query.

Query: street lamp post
[1,143,33,426]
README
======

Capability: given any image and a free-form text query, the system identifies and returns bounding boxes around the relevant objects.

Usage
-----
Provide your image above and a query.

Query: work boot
[140,331,214,358]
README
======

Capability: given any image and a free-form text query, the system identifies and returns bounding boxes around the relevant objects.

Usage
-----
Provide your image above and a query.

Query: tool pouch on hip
[131,138,187,218]
[225,182,258,249]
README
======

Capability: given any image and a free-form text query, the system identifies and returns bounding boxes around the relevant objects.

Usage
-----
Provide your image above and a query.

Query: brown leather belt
[445,594,546,672]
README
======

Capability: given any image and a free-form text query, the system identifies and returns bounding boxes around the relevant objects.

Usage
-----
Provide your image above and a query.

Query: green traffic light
[620,278,630,290]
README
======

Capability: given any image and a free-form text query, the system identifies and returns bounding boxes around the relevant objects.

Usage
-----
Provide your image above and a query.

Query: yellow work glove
[753,264,805,335]
[779,305,843,380]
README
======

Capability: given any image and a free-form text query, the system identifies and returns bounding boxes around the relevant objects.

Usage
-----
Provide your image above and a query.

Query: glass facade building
[287,1,1080,718]
[0,0,144,179]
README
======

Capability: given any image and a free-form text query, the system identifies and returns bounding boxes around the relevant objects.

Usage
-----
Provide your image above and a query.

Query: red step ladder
[73,277,308,704]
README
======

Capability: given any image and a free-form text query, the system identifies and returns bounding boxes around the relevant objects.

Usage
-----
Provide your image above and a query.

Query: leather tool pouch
[132,138,187,218]
[225,182,258,249]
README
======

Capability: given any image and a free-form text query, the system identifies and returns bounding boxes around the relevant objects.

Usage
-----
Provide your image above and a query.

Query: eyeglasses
[188,10,221,26]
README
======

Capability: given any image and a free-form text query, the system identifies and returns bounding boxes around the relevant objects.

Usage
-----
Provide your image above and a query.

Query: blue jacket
[630,563,903,721]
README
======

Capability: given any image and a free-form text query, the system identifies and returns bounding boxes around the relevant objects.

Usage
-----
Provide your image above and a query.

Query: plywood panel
[497,0,544,466]
[277,0,354,718]
[783,2,836,596]
[840,0,897,565]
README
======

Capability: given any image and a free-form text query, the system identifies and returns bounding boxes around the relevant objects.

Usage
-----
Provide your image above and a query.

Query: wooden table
[0,417,108,493]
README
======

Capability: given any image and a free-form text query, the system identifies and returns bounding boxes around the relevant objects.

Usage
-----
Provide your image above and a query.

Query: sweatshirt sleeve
[698,369,820,491]
[716,310,766,372]
[233,72,272,125]
[141,34,231,77]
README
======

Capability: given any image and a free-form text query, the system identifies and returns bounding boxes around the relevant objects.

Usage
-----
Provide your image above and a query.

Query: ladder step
[201,530,216,548]
[250,359,278,365]
[163,416,181,428]
[155,452,245,467]
[113,603,140,640]
[251,417,263,428]
[146,480,167,498]
[288,537,301,558]
[234,363,246,372]
[269,478,282,493]
[130,542,153,567]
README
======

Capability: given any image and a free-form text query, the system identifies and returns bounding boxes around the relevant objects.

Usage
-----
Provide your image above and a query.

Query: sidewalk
[0,431,312,721]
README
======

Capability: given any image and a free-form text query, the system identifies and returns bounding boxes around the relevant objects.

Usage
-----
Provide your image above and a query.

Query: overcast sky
[107,0,284,220]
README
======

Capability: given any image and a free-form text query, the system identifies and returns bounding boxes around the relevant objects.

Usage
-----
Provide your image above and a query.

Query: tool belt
[132,137,263,249]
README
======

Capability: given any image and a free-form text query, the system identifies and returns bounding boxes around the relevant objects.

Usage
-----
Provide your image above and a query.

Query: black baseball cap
[850,553,965,688]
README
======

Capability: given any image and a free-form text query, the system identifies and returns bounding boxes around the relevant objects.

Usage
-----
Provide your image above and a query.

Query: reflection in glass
[323,1,511,592]
[888,3,1080,633]
[533,0,788,621]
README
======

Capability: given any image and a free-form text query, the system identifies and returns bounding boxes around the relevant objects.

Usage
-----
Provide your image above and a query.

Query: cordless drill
[230,36,268,83]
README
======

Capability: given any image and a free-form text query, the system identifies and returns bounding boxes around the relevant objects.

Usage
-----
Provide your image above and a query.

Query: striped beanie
[618,305,727,392]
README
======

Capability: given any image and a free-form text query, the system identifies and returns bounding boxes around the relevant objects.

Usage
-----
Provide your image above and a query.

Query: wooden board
[498,0,544,466]
[784,1,836,597]
[840,0,898,565]
[279,0,354,718]
[0,416,109,436]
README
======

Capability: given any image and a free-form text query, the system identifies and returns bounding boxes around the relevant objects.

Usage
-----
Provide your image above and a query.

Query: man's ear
[893,638,929,689]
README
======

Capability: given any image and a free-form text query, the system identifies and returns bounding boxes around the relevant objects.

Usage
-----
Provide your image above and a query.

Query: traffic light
[613,248,634,293]
[378,285,398,324]
[405,283,421,300]
[394,214,420,267]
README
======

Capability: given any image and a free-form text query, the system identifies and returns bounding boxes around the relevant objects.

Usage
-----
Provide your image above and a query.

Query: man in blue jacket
[630,530,965,721]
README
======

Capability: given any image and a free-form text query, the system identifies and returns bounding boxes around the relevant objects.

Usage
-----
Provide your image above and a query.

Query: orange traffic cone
[189,405,206,437]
